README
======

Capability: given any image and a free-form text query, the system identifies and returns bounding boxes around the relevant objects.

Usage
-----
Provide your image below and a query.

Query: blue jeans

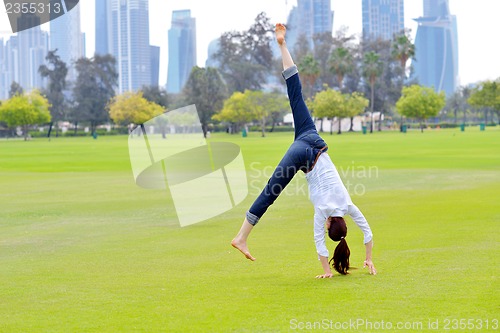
[246,67,328,225]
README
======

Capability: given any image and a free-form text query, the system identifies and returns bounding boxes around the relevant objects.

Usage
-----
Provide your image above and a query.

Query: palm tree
[298,54,320,99]
[362,51,383,133]
[392,31,415,130]
[329,47,353,90]
[329,47,354,131]
[391,32,415,79]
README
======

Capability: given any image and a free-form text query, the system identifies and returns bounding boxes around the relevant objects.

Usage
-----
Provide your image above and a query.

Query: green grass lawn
[0,128,499,332]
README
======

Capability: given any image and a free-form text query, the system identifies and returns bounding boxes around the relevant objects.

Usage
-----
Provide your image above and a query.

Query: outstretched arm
[276,23,295,71]
[363,240,377,275]
[348,205,377,275]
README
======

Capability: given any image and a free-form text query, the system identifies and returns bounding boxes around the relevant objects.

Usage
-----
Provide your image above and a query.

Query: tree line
[0,13,498,140]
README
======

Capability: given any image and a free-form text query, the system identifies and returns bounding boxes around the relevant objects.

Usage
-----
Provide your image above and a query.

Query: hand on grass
[315,273,333,279]
[363,260,377,275]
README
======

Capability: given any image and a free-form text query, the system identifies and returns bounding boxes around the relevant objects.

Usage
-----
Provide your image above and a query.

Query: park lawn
[0,128,498,332]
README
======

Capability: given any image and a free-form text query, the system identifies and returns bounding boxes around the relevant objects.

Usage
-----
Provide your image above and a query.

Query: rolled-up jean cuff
[246,211,260,226]
[282,65,299,80]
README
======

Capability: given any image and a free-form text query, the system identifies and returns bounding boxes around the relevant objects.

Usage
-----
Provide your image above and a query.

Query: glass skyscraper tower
[16,14,48,92]
[110,0,151,93]
[95,0,111,56]
[286,0,334,51]
[167,10,197,94]
[413,0,458,96]
[362,0,405,40]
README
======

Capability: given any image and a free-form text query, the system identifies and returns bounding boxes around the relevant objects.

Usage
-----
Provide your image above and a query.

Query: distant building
[362,0,405,40]
[2,37,19,98]
[15,14,48,92]
[167,10,197,94]
[0,38,7,99]
[150,45,160,87]
[286,0,334,52]
[50,3,84,82]
[205,38,220,68]
[412,0,458,96]
[110,0,151,93]
[95,0,111,56]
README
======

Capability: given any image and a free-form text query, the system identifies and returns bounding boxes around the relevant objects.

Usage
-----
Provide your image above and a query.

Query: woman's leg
[277,23,317,139]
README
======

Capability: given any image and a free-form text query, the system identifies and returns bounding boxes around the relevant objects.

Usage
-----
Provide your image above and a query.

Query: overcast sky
[1,0,499,87]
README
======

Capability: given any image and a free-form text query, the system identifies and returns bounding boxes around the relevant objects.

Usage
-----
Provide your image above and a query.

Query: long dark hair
[327,216,350,275]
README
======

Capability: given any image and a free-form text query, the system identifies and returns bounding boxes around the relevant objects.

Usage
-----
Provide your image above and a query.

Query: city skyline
[0,1,499,90]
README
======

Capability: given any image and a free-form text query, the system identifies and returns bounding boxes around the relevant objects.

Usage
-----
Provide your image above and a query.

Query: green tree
[329,47,353,91]
[329,46,356,131]
[298,54,320,99]
[39,49,68,137]
[212,91,254,133]
[346,92,370,133]
[182,66,228,138]
[362,51,383,133]
[309,88,345,135]
[213,12,274,94]
[445,86,471,124]
[9,81,24,98]
[312,32,336,88]
[266,91,289,133]
[396,85,446,132]
[0,90,51,140]
[243,90,288,137]
[141,85,169,109]
[392,30,415,129]
[72,54,118,136]
[468,79,500,124]
[108,91,164,126]
[392,30,415,79]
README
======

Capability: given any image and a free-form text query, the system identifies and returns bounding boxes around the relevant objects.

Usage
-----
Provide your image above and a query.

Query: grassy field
[0,128,499,332]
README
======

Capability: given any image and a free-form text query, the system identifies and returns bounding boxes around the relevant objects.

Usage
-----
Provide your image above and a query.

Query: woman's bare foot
[275,23,286,45]
[231,238,256,261]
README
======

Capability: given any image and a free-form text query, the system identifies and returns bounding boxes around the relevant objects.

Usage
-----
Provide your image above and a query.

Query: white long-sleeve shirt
[305,153,373,258]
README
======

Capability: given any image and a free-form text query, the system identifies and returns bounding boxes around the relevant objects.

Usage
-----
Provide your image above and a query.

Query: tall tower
[110,0,151,93]
[286,0,334,52]
[50,3,84,82]
[0,38,7,99]
[413,0,458,96]
[16,14,48,92]
[167,10,197,94]
[95,0,111,56]
[362,0,405,40]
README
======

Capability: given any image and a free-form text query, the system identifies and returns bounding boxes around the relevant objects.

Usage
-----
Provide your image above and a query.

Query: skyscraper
[413,0,458,96]
[3,37,19,97]
[167,10,197,94]
[286,0,334,52]
[50,3,84,82]
[362,0,405,40]
[150,45,160,87]
[0,38,7,99]
[95,0,111,56]
[16,14,48,92]
[110,0,151,93]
